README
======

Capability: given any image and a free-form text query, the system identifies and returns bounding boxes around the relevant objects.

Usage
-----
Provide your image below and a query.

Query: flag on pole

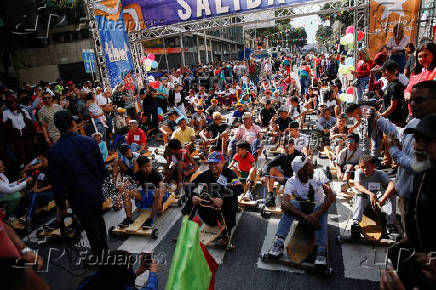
[166,217,217,290]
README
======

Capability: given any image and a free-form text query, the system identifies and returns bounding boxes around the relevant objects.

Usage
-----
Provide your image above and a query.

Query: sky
[291,14,327,44]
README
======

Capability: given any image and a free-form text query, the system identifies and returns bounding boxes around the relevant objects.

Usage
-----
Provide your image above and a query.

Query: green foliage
[319,2,353,26]
[315,25,333,47]
[248,23,307,48]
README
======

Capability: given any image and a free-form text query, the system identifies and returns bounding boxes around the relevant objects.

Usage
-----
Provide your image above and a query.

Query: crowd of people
[1,39,436,289]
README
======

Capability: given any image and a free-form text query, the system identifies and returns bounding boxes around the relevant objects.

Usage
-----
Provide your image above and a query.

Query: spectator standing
[48,110,108,257]
[38,91,63,146]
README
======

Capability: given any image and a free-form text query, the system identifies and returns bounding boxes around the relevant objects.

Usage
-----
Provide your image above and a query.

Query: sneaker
[119,217,133,227]
[242,190,252,201]
[386,224,400,240]
[265,193,276,208]
[314,251,327,266]
[268,236,284,258]
[43,220,60,231]
[351,223,361,240]
[215,233,229,247]
[141,217,153,229]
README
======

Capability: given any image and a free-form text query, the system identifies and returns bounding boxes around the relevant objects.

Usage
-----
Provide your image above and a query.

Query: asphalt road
[24,131,383,290]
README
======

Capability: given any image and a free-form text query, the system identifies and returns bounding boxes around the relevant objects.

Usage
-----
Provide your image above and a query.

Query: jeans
[356,76,369,103]
[130,143,141,153]
[352,194,397,225]
[26,190,54,221]
[75,206,108,255]
[112,134,125,150]
[300,77,310,95]
[276,200,327,255]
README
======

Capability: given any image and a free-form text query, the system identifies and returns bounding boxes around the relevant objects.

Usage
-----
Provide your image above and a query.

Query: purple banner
[121,0,312,29]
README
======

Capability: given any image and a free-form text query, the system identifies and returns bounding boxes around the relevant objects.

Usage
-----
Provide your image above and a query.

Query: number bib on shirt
[217,175,227,186]
[368,182,381,193]
[134,135,140,142]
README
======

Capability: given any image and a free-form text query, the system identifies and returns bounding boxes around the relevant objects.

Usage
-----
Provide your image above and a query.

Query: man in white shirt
[268,156,335,266]
[0,160,33,216]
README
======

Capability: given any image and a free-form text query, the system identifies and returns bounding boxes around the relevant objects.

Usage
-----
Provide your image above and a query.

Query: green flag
[166,217,212,290]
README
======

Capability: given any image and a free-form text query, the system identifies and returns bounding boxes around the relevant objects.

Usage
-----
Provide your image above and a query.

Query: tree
[249,23,307,48]
[315,25,333,48]
[319,1,353,27]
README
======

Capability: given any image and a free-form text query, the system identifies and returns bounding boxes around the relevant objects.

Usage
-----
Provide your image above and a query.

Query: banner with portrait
[368,0,421,59]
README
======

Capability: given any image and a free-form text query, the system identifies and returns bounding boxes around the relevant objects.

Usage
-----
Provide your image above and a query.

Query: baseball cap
[207,151,225,163]
[118,144,130,153]
[404,113,436,139]
[237,102,245,107]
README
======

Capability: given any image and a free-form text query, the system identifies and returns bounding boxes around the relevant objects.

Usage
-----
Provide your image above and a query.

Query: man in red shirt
[126,120,147,153]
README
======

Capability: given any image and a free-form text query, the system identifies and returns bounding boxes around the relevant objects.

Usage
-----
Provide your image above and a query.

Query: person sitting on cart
[112,144,139,185]
[229,112,264,160]
[258,100,276,128]
[182,152,244,246]
[228,141,257,201]
[335,133,364,182]
[199,112,229,154]
[268,156,335,265]
[286,121,312,160]
[232,102,246,125]
[164,139,198,196]
[350,155,398,239]
[271,105,293,145]
[126,120,147,154]
[118,156,168,228]
[261,138,302,207]
[190,105,207,131]
[315,107,336,146]
[159,110,178,145]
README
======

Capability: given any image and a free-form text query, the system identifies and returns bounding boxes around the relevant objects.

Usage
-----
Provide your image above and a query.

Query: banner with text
[94,1,136,89]
[369,0,420,59]
[120,0,313,29]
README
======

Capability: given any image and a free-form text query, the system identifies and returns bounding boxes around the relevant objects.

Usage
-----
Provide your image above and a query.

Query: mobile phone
[141,252,152,270]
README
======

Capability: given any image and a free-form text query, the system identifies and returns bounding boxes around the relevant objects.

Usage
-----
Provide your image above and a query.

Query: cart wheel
[177,198,183,208]
[260,253,268,262]
[336,235,342,245]
[108,226,115,237]
[152,228,159,239]
[261,210,271,219]
[36,229,44,240]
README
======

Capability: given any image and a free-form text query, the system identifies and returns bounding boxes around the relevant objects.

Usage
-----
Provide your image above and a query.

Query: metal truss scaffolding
[417,0,436,44]
[86,0,368,86]
[85,0,110,86]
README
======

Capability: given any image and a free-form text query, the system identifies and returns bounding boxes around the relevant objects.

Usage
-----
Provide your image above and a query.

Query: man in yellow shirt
[171,117,195,146]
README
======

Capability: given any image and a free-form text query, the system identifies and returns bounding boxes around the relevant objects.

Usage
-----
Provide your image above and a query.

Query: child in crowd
[93,132,108,162]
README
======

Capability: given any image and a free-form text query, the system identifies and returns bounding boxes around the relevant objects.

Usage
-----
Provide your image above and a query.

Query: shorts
[239,170,250,180]
[135,190,169,209]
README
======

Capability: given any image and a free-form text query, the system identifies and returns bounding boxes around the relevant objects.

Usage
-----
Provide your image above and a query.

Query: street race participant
[268,156,335,266]
[182,152,244,246]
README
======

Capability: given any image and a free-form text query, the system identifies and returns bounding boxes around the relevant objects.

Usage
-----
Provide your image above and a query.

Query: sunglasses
[408,96,436,104]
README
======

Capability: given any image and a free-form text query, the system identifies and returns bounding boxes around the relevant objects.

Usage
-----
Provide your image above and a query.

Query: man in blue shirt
[48,110,108,256]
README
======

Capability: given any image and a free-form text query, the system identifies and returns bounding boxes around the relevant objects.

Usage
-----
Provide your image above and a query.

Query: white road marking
[256,217,304,273]
[331,181,386,282]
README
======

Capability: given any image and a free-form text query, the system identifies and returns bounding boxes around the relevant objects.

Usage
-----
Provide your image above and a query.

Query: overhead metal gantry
[86,0,368,87]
